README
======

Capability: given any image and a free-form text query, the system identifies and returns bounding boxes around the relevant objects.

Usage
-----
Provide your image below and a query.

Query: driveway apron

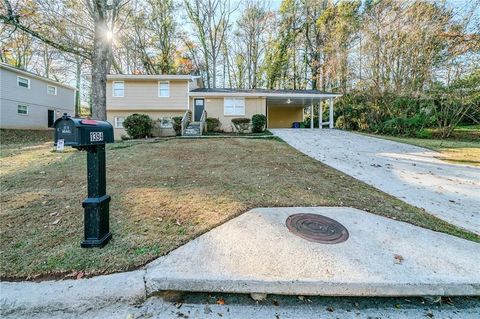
[271,129,480,235]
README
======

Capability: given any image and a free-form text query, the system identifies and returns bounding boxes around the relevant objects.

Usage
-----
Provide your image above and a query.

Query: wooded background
[1,0,479,136]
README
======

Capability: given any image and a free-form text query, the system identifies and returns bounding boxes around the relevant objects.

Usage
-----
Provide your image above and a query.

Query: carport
[265,91,342,129]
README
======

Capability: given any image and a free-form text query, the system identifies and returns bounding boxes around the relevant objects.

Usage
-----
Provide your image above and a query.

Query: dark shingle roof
[189,88,338,95]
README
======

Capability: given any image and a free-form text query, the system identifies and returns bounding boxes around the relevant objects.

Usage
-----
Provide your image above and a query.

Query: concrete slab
[145,207,480,297]
[0,270,146,316]
[270,129,480,235]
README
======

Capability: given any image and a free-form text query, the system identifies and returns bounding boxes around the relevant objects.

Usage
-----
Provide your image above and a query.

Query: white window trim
[114,116,125,128]
[223,97,246,116]
[17,76,30,89]
[158,81,170,98]
[112,81,125,97]
[17,105,29,115]
[47,85,57,95]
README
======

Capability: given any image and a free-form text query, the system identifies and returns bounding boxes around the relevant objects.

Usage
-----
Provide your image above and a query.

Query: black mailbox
[54,113,114,248]
[54,115,114,147]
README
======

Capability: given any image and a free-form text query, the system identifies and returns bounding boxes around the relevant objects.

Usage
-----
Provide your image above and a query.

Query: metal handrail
[199,109,207,134]
[180,110,191,136]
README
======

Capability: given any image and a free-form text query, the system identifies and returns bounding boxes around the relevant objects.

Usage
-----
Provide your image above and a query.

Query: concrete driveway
[271,129,480,235]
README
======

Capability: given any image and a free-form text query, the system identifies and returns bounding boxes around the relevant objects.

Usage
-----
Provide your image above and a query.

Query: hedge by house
[172,116,183,135]
[206,117,221,132]
[123,114,153,139]
[231,118,251,133]
[251,114,267,133]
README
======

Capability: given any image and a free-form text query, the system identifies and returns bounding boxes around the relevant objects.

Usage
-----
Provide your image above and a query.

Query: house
[106,74,340,138]
[0,62,76,130]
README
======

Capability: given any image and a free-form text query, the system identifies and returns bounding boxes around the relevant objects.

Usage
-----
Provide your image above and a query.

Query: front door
[194,98,204,121]
[48,110,55,127]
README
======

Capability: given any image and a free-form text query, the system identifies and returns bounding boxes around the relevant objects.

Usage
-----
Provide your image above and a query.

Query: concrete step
[184,129,201,136]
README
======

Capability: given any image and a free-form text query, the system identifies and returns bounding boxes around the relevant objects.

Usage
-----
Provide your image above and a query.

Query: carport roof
[189,88,341,98]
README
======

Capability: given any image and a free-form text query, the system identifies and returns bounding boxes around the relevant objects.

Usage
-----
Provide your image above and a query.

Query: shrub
[172,116,183,135]
[123,114,153,139]
[120,134,131,141]
[231,118,251,133]
[206,117,221,132]
[415,129,433,139]
[251,114,267,133]
[379,114,433,136]
[335,115,350,129]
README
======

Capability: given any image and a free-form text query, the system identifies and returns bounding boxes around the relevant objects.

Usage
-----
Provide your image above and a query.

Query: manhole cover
[285,213,349,244]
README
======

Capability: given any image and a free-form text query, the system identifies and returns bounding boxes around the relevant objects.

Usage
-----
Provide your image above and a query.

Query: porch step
[184,122,202,136]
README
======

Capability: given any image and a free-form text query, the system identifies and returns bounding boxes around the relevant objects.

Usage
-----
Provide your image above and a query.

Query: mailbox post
[54,113,114,248]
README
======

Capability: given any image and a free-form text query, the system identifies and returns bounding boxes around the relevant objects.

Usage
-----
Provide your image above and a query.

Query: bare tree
[234,0,271,88]
[1,0,126,120]
[184,0,235,88]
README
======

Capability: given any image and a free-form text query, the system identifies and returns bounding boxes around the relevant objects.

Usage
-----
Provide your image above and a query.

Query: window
[47,85,57,95]
[17,76,30,88]
[114,117,125,128]
[224,98,245,116]
[113,81,124,97]
[158,81,169,97]
[17,105,28,115]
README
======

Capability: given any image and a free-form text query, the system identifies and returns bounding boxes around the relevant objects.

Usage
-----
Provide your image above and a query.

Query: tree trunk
[75,57,82,116]
[90,2,109,120]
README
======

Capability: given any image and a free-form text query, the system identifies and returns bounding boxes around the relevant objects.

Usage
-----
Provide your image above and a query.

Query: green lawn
[1,132,478,280]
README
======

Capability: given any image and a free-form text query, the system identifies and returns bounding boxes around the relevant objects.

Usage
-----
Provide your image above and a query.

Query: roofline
[188,91,342,98]
[0,62,77,91]
[107,74,195,81]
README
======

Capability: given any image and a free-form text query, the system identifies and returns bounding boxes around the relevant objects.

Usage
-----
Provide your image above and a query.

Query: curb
[0,270,146,316]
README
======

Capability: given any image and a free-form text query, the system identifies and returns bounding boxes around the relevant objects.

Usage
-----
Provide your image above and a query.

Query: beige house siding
[107,110,184,139]
[189,96,266,132]
[106,80,189,111]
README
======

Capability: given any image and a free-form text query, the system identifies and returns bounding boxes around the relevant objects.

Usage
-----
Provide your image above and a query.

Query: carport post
[310,104,314,130]
[329,98,334,128]
[319,100,323,129]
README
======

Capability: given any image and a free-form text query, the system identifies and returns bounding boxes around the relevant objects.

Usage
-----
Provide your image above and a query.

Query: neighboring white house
[0,62,76,130]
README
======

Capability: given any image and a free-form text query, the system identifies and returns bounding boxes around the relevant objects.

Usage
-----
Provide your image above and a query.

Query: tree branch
[1,0,92,60]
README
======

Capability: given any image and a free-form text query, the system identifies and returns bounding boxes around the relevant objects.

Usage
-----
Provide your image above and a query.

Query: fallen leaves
[216,298,225,305]
[394,254,404,264]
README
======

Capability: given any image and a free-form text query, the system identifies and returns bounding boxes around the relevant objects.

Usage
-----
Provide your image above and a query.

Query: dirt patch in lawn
[1,138,478,280]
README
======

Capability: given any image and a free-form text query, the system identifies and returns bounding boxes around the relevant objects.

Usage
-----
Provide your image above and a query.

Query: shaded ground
[365,131,480,166]
[1,137,477,279]
[4,294,480,319]
[0,129,53,145]
[272,129,480,235]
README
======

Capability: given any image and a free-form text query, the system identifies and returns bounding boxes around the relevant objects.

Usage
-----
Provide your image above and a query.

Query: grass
[361,125,480,166]
[204,130,273,136]
[1,132,478,280]
[0,129,53,145]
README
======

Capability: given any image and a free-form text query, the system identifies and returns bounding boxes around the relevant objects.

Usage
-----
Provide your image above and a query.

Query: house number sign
[90,132,104,142]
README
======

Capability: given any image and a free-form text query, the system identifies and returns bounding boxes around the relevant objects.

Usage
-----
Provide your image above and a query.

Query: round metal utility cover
[285,213,349,244]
